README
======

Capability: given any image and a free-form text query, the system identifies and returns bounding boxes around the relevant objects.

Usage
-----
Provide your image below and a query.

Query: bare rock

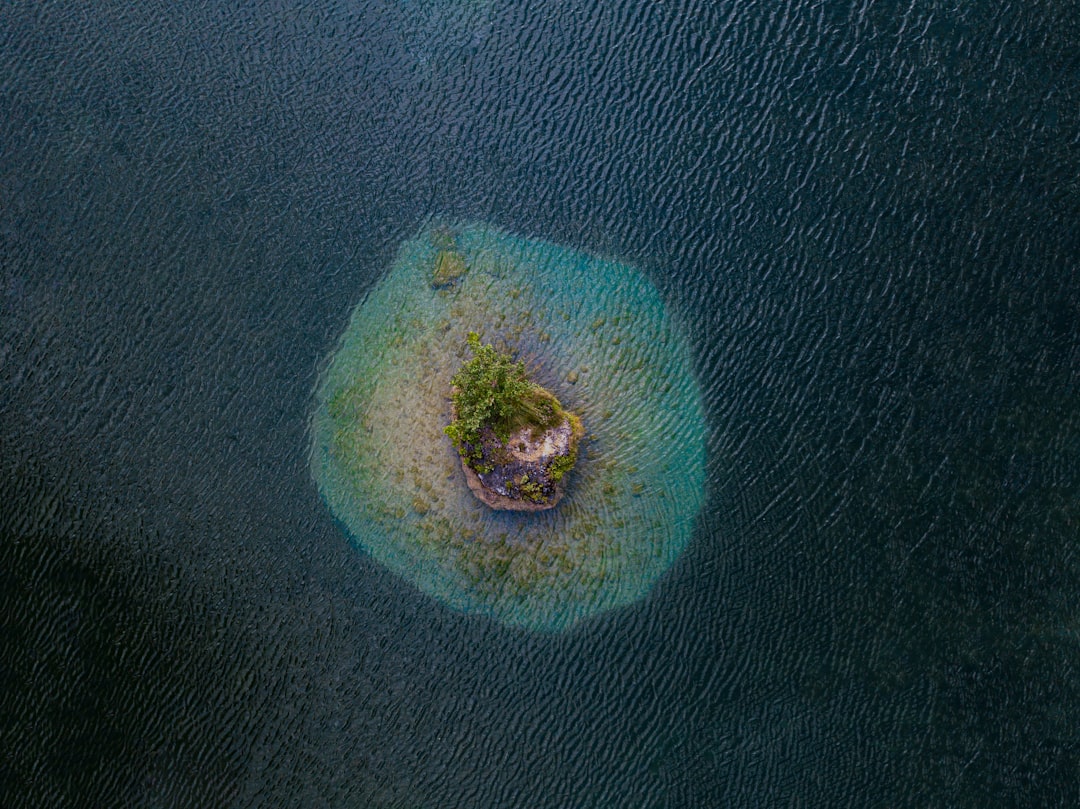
[459,415,583,511]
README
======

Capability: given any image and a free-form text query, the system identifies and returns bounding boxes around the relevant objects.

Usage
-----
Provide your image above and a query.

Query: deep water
[1,0,1078,807]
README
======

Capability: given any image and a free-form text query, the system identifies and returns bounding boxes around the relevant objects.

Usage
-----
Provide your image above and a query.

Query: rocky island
[445,332,584,511]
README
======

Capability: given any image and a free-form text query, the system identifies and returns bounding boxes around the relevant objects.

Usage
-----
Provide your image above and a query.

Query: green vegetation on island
[444,332,582,507]
[444,334,561,457]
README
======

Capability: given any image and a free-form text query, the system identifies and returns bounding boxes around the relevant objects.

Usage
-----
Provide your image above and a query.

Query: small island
[311,223,706,630]
[445,333,584,511]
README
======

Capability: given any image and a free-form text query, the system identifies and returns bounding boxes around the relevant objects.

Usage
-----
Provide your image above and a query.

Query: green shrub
[444,333,562,454]
[516,473,546,502]
[548,452,576,483]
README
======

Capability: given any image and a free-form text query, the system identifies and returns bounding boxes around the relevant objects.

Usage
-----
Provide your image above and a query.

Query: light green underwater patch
[310,223,705,631]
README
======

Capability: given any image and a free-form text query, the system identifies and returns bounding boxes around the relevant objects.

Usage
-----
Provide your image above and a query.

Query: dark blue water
[2,0,1077,806]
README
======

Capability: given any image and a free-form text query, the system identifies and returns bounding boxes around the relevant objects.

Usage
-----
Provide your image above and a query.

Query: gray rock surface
[460,417,582,511]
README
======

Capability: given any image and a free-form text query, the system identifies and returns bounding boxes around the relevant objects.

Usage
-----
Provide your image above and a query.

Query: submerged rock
[432,249,467,288]
[430,226,468,288]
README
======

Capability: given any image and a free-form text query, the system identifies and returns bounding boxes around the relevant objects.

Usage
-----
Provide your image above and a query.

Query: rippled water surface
[2,1,1078,806]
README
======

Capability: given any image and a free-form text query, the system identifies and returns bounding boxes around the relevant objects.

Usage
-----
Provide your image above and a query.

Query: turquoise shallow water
[311,224,705,630]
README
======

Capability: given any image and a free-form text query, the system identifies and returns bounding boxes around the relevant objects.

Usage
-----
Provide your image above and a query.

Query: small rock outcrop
[459,415,584,512]
[445,332,584,511]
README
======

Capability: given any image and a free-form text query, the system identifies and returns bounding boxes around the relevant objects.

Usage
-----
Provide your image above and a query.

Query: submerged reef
[310,223,705,631]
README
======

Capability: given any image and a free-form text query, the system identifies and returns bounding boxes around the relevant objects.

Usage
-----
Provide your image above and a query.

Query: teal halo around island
[310,223,705,631]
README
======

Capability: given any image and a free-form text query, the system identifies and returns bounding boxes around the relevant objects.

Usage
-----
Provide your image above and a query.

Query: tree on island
[445,332,582,510]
